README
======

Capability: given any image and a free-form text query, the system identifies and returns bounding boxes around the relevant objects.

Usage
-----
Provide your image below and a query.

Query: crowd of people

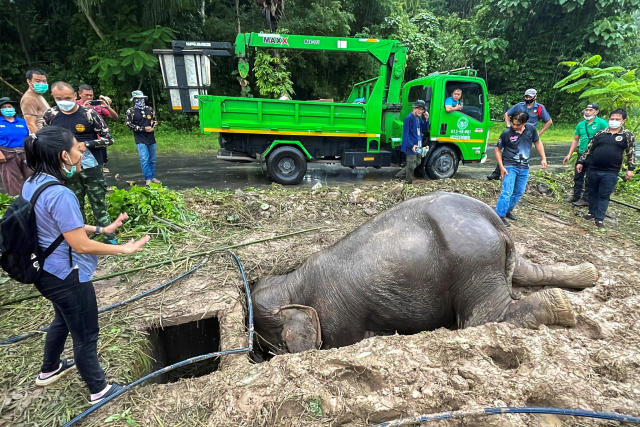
[398,87,635,228]
[0,68,161,200]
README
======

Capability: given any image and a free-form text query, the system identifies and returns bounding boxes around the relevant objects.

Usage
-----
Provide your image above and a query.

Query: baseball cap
[0,97,17,106]
[412,100,426,109]
[585,102,599,111]
[524,88,537,97]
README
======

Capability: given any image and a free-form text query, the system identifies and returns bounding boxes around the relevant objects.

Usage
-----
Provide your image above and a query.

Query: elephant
[252,192,598,354]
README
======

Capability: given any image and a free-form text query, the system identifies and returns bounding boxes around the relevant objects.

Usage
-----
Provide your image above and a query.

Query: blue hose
[375,406,640,426]
[0,256,210,345]
[62,251,252,427]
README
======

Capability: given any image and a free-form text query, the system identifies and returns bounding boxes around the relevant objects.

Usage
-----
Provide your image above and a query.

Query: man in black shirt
[43,81,116,243]
[125,90,160,185]
[576,109,635,228]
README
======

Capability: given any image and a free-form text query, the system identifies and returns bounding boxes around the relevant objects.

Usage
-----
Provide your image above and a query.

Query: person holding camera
[394,100,429,184]
[76,84,119,120]
[43,81,116,243]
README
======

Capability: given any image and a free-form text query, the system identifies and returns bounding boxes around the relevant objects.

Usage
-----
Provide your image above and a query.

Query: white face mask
[56,100,76,112]
[608,119,622,129]
[584,114,594,121]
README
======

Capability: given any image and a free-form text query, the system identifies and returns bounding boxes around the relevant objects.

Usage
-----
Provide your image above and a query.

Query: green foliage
[254,51,294,98]
[307,397,324,418]
[554,55,640,113]
[104,407,139,426]
[107,184,192,231]
[0,193,15,217]
[89,26,175,82]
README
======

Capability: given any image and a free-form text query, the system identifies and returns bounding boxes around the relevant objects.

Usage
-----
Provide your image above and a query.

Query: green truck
[155,33,491,184]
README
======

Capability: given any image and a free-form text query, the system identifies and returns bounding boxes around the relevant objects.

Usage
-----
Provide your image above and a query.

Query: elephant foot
[504,288,576,329]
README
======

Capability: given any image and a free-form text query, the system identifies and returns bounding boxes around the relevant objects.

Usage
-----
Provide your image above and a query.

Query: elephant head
[255,304,322,354]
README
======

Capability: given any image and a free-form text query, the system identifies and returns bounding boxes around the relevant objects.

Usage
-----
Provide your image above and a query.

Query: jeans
[136,143,157,180]
[36,269,106,394]
[496,166,529,217]
[586,169,618,221]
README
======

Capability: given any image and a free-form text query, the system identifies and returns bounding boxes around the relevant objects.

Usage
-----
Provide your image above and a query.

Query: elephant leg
[502,288,576,328]
[512,256,598,289]
[456,272,516,329]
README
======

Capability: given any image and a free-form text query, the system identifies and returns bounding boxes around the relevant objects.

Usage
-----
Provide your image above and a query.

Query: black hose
[375,406,640,426]
[0,256,210,345]
[62,251,252,427]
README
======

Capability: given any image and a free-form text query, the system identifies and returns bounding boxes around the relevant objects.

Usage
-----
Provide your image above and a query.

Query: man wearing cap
[20,69,50,134]
[395,100,429,184]
[563,102,608,205]
[488,88,552,180]
[0,97,31,195]
[126,91,160,185]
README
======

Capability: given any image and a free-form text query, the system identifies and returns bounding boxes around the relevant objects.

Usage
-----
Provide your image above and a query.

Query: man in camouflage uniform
[576,108,635,228]
[43,81,116,243]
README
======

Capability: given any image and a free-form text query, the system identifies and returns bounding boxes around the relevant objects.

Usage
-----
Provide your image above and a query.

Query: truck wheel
[267,146,307,185]
[426,145,459,179]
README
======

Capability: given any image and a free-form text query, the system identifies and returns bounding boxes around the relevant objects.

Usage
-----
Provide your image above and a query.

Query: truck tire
[425,145,459,179]
[267,145,307,185]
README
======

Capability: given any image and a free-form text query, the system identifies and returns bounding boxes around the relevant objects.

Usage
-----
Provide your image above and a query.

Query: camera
[89,100,102,106]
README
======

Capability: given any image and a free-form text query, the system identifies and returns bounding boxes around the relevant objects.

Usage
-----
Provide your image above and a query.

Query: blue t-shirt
[401,112,429,155]
[497,124,539,169]
[444,97,462,108]
[0,116,29,148]
[507,102,551,127]
[21,174,98,282]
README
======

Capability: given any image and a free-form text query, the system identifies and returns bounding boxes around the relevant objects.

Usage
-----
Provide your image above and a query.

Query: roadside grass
[109,126,219,155]
[489,121,575,144]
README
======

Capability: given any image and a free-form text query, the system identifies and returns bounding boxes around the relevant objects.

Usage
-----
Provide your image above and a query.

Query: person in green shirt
[563,102,608,205]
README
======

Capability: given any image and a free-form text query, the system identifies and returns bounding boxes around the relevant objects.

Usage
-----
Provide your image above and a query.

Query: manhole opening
[147,316,220,383]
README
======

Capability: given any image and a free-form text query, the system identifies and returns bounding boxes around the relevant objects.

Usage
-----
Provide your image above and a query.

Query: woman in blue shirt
[23,126,150,404]
[0,97,31,195]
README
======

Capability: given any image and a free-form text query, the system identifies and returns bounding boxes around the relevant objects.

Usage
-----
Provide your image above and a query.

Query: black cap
[413,99,426,109]
[0,97,17,106]
[586,102,599,111]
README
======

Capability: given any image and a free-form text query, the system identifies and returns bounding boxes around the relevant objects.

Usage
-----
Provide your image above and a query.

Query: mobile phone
[89,100,102,106]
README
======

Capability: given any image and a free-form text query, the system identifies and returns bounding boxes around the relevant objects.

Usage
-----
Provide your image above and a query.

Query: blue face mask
[1,108,16,117]
[33,83,48,94]
[56,100,76,112]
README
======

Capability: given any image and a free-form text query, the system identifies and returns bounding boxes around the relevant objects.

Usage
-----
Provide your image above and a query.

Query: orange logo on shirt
[146,115,152,120]
[75,123,86,132]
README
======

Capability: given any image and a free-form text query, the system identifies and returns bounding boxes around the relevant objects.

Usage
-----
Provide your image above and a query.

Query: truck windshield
[445,81,484,122]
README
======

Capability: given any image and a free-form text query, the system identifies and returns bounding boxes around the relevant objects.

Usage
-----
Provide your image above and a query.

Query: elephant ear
[275,304,322,353]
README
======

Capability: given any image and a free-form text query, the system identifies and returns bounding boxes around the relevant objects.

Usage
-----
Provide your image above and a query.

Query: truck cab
[396,69,490,179]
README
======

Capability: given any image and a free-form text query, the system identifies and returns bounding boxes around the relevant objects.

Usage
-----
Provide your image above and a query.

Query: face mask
[608,120,622,129]
[61,154,77,178]
[1,108,16,117]
[584,114,594,121]
[134,98,146,109]
[524,98,534,105]
[56,100,76,112]
[33,83,48,93]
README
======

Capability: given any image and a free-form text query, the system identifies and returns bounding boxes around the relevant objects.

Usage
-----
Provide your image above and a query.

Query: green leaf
[119,48,136,57]
[583,55,602,67]
[133,55,144,72]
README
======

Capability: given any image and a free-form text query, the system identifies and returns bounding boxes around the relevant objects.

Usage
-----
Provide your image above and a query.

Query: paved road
[102,143,572,190]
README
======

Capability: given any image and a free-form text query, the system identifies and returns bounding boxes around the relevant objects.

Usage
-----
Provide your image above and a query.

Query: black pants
[572,162,588,200]
[36,269,106,393]
[586,169,618,221]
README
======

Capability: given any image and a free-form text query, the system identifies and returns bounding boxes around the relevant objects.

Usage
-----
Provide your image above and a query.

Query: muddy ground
[2,177,640,426]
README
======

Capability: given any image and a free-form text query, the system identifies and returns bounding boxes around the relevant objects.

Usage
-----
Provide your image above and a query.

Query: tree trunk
[82,9,105,41]
[235,0,241,34]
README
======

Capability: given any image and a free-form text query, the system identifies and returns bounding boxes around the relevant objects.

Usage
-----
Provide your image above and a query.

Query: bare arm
[563,135,580,164]
[538,119,553,136]
[24,115,38,134]
[63,228,150,255]
[504,112,511,127]
[534,139,547,169]
[494,146,507,179]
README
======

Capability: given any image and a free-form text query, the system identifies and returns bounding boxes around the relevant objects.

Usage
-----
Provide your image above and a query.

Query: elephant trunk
[512,256,598,289]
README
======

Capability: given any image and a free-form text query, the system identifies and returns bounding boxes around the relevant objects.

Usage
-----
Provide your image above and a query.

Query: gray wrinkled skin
[253,192,594,354]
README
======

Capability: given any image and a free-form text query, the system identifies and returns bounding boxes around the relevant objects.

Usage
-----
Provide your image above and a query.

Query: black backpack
[0,181,66,284]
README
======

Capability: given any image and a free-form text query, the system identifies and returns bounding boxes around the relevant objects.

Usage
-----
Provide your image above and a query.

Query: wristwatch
[95,226,102,235]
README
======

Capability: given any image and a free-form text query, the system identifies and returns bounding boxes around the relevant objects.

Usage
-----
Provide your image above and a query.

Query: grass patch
[489,121,575,144]
[109,127,219,155]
